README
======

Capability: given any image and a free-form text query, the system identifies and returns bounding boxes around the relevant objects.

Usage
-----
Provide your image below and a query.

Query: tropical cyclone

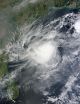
[3,9,80,104]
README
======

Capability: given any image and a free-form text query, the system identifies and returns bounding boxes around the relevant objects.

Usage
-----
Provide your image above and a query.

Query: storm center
[30,42,57,64]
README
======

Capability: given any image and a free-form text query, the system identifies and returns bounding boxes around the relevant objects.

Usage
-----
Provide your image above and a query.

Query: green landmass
[12,0,66,25]
[7,81,19,101]
[0,52,19,101]
[0,52,8,79]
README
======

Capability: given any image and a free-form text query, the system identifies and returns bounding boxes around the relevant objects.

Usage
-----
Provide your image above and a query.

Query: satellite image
[0,0,80,104]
